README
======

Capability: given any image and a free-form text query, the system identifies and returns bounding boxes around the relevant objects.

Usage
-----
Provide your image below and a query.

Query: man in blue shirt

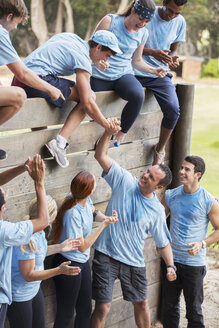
[135,0,187,165]
[90,124,177,328]
[161,155,219,327]
[0,0,64,160]
[0,154,50,328]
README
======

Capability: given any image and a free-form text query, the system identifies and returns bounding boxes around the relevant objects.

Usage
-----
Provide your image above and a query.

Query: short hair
[166,0,187,5]
[158,164,172,187]
[184,155,206,180]
[0,0,28,24]
[120,0,156,17]
[88,40,116,56]
[0,188,5,210]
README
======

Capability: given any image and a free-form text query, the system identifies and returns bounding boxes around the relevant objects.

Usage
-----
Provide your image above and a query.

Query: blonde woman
[7,196,81,328]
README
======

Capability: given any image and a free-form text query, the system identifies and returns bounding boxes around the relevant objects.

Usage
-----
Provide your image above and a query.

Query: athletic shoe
[46,139,69,168]
[109,140,120,148]
[0,149,7,161]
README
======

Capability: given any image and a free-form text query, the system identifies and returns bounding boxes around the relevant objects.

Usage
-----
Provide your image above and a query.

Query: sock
[56,135,67,149]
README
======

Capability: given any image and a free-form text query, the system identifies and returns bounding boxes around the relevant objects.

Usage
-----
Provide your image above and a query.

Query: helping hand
[26,154,45,184]
[104,210,119,226]
[106,117,121,135]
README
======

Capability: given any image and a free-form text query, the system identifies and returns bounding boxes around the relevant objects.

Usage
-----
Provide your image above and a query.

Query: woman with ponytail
[52,171,118,328]
[7,196,81,328]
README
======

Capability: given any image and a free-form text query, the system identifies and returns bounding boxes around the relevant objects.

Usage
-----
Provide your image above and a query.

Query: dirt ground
[152,250,219,328]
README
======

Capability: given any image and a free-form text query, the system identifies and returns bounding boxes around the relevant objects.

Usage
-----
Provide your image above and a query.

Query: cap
[92,30,122,54]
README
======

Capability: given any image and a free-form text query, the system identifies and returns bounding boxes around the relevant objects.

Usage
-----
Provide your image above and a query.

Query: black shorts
[92,250,148,303]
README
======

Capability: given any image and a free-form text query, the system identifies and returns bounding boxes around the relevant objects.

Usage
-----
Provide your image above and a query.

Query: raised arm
[19,258,81,282]
[8,61,64,101]
[26,154,49,233]
[0,157,31,186]
[132,43,167,78]
[46,238,81,257]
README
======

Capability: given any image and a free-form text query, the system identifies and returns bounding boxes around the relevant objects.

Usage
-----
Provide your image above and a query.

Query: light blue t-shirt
[11,231,47,302]
[23,33,92,76]
[59,196,93,263]
[0,220,33,304]
[166,185,215,266]
[134,7,186,78]
[92,14,149,80]
[0,24,20,66]
[94,162,170,267]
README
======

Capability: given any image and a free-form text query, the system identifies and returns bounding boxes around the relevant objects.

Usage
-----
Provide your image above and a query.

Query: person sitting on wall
[161,155,219,328]
[134,0,187,164]
[90,127,177,328]
[0,155,49,328]
[0,0,64,161]
[12,29,122,168]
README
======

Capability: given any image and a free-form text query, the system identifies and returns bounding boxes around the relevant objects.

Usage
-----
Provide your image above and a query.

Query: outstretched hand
[104,210,119,226]
[59,261,81,276]
[106,117,121,135]
[60,238,82,252]
[26,154,45,184]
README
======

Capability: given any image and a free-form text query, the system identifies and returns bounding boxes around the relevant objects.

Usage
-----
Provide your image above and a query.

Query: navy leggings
[7,288,45,328]
[90,74,145,133]
[136,73,180,130]
[52,253,92,328]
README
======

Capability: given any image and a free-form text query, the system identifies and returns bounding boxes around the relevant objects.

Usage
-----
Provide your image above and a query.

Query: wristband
[93,209,100,220]
[201,240,207,248]
[167,265,177,272]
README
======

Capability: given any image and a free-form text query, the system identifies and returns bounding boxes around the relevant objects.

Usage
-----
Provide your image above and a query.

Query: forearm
[32,182,49,233]
[79,222,106,252]
[204,229,219,246]
[94,210,106,222]
[83,100,109,130]
[142,47,157,56]
[132,59,155,74]
[24,267,62,282]
[0,164,26,186]
[47,244,62,256]
[17,68,52,94]
[159,243,174,266]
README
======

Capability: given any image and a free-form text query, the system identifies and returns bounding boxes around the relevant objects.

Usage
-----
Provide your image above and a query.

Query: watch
[167,265,177,272]
[201,240,207,248]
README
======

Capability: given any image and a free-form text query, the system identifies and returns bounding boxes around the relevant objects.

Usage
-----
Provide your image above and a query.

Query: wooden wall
[1,84,194,327]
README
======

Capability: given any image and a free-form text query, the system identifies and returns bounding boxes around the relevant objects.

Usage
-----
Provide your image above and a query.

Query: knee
[94,302,111,319]
[14,87,26,111]
[162,102,180,129]
[128,87,145,105]
[133,300,149,312]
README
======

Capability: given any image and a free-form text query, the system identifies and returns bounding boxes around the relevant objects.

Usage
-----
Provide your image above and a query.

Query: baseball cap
[92,30,122,54]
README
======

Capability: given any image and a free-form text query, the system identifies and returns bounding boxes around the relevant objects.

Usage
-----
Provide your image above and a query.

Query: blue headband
[133,0,155,20]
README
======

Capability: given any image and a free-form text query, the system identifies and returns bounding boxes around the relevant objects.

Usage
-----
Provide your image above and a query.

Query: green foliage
[202,59,219,78]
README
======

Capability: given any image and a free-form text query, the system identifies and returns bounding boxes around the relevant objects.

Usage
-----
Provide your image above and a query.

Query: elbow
[23,275,33,282]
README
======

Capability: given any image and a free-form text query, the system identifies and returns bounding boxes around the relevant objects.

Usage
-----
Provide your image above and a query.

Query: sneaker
[45,139,69,168]
[153,144,165,165]
[109,140,120,148]
[0,149,7,161]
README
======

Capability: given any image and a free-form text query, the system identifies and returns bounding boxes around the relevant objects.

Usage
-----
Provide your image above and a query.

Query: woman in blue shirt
[91,0,167,147]
[51,171,118,328]
[7,196,81,328]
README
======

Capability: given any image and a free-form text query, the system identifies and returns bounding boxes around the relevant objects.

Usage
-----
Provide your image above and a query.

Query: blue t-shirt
[92,14,149,80]
[134,7,186,78]
[0,220,33,304]
[94,161,170,267]
[0,24,20,66]
[11,231,47,302]
[59,196,93,263]
[23,33,92,76]
[166,185,215,266]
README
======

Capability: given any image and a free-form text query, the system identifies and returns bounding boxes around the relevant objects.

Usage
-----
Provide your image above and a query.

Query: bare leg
[115,131,126,144]
[0,86,26,126]
[90,302,111,328]
[133,300,151,328]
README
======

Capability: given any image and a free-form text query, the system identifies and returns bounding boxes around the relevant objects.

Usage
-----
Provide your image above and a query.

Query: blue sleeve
[174,17,186,43]
[0,29,20,65]
[74,54,92,75]
[141,28,149,45]
[205,192,215,214]
[150,210,171,248]
[165,189,171,208]
[102,161,135,191]
[0,220,33,248]
[62,209,83,239]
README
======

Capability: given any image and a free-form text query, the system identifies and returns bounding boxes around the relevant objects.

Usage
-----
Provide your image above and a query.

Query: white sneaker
[46,139,69,168]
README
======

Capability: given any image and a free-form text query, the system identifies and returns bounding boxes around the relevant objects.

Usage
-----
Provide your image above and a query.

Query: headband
[133,0,155,20]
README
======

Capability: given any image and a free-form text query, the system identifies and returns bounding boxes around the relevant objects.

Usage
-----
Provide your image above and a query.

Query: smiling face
[138,165,165,195]
[91,45,113,66]
[161,0,184,21]
[179,161,201,185]
[129,8,150,31]
[1,14,22,31]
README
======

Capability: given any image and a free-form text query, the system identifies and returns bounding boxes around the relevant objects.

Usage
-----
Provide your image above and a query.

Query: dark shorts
[92,250,148,303]
[12,75,75,108]
[0,303,8,328]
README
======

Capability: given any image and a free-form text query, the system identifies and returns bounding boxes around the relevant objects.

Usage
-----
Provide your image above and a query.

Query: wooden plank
[0,110,163,168]
[0,89,159,131]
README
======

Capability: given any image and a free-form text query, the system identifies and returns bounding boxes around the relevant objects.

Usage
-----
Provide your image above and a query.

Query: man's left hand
[166,267,177,281]
[187,241,202,256]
